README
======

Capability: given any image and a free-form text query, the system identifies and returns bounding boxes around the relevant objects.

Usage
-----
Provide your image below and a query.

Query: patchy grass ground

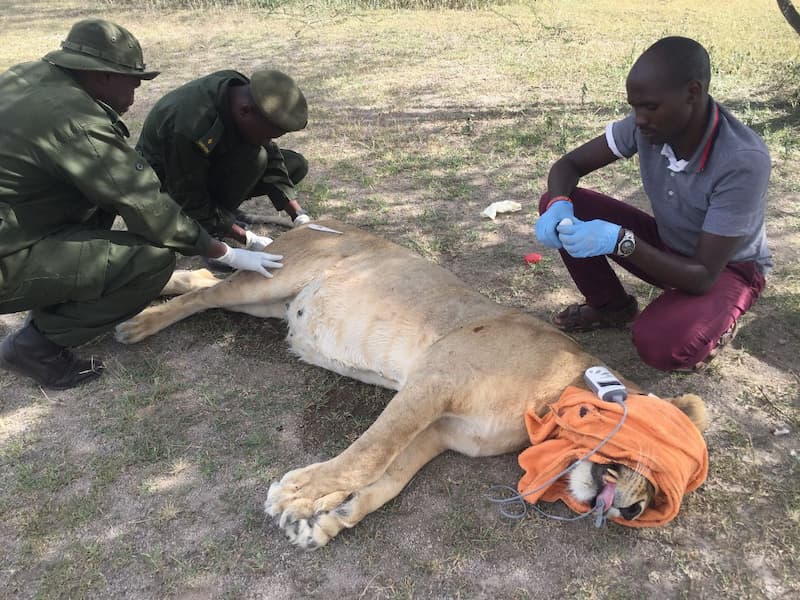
[1,1,799,598]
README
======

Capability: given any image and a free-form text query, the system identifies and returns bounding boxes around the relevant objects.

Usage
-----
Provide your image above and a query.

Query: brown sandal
[552,295,639,332]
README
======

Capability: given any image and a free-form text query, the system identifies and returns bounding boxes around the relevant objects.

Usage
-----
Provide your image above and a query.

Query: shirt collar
[96,100,129,138]
[660,144,689,172]
[660,100,720,174]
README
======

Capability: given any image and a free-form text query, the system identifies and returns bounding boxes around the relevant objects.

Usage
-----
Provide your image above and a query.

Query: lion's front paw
[265,476,357,550]
[263,464,351,513]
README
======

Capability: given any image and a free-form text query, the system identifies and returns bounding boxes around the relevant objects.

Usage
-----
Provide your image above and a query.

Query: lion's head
[567,393,708,522]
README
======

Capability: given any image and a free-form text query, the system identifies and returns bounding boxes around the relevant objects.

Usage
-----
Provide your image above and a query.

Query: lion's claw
[264,477,357,550]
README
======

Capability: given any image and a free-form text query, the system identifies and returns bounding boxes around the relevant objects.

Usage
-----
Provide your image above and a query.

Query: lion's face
[566,393,707,522]
[568,460,654,521]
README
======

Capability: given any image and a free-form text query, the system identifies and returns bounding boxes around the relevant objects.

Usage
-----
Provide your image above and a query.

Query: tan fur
[115,220,705,549]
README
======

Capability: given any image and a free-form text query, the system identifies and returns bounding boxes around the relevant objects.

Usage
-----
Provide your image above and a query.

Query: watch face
[619,239,635,256]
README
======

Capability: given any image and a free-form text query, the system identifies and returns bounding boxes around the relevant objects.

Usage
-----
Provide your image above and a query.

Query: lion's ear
[667,394,708,433]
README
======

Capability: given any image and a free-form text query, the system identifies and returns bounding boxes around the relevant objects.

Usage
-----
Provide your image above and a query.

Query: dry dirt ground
[1,1,798,599]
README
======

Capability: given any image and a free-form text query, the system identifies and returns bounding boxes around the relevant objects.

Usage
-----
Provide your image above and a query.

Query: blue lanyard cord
[485,395,628,524]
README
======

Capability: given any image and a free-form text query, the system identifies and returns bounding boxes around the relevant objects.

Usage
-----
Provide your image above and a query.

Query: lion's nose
[618,501,646,520]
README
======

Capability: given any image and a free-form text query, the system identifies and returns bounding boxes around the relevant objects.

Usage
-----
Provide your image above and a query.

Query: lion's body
[116,220,705,549]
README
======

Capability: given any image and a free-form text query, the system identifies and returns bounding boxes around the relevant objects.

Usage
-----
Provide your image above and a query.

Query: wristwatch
[615,229,636,257]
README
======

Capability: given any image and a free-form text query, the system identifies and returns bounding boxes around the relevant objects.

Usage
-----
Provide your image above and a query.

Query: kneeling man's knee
[632,319,705,372]
[292,154,309,183]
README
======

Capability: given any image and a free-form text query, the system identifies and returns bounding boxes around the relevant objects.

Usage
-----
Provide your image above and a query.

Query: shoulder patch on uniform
[112,119,130,139]
[96,100,130,138]
[195,116,225,155]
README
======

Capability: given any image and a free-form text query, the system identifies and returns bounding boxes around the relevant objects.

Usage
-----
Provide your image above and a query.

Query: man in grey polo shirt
[534,36,771,372]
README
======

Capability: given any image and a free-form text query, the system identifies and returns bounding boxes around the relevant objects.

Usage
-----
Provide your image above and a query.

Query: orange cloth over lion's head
[517,386,708,527]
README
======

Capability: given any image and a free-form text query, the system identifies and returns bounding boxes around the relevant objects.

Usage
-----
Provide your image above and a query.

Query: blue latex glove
[557,218,622,258]
[534,200,574,249]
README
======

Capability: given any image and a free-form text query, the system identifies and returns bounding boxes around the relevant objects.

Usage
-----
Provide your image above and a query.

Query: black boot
[0,322,104,389]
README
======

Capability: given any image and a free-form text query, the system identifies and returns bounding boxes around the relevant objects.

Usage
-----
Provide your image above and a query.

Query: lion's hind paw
[114,309,164,344]
[115,317,149,344]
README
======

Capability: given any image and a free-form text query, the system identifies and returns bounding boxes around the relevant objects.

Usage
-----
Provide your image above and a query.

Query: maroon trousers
[539,188,766,371]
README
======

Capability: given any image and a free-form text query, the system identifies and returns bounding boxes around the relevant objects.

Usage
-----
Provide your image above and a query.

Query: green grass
[37,542,109,599]
[105,0,507,8]
[1,0,800,598]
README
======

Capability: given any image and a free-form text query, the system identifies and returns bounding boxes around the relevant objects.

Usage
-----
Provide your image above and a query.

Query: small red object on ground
[525,253,542,265]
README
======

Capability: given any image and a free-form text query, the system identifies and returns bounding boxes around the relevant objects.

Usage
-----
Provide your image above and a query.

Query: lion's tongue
[596,480,617,512]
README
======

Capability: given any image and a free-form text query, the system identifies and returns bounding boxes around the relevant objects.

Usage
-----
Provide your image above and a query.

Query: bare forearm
[625,239,719,295]
[547,156,583,198]
[207,239,228,259]
[229,224,248,245]
[285,199,304,220]
[546,135,617,198]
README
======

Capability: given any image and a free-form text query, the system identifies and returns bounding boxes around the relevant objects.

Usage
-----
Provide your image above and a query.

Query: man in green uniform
[136,68,312,252]
[0,19,285,390]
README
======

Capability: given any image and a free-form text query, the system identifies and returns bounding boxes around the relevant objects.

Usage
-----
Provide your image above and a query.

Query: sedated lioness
[116,220,707,549]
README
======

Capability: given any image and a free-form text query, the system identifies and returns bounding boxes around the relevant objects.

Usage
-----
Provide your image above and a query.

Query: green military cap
[44,18,159,80]
[250,69,308,132]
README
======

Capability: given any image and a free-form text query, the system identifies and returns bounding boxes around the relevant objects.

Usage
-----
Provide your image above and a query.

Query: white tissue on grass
[481,200,522,220]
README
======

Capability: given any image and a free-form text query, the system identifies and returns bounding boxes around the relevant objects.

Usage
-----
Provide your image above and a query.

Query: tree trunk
[778,0,800,36]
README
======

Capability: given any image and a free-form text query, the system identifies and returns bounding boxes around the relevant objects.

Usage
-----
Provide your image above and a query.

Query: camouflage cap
[44,18,159,80]
[250,69,308,132]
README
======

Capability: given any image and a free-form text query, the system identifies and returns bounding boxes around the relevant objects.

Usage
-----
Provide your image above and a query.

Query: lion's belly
[285,277,436,390]
[437,413,529,457]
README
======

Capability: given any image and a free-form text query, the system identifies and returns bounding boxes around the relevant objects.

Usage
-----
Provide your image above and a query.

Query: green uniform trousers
[0,225,175,347]
[201,148,308,232]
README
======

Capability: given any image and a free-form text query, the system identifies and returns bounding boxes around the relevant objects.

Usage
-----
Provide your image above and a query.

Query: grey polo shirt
[605,101,773,275]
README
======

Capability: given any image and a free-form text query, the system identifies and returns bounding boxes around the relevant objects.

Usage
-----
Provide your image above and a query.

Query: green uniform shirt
[0,60,212,289]
[136,70,297,234]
